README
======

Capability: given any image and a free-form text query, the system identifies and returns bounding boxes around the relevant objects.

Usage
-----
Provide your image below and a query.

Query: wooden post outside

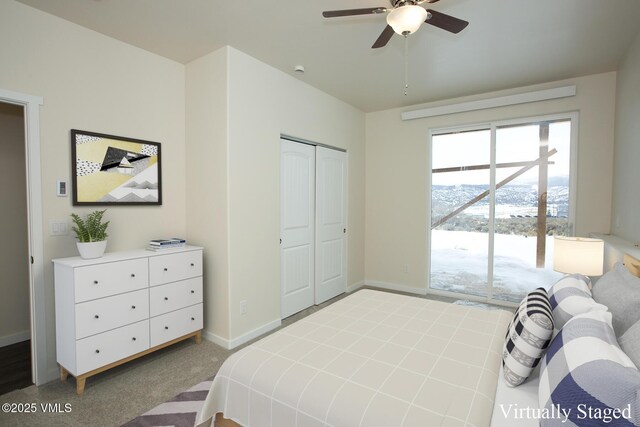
[536,123,550,268]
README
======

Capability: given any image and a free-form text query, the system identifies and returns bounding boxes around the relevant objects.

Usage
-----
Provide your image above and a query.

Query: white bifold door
[280,139,347,319]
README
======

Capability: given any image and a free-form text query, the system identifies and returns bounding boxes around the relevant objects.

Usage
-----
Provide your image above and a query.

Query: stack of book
[147,238,187,251]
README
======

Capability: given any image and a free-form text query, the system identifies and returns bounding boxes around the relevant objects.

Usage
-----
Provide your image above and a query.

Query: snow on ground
[430,230,563,302]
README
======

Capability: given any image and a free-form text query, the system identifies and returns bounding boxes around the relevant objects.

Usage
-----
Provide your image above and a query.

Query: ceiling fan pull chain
[404,34,409,96]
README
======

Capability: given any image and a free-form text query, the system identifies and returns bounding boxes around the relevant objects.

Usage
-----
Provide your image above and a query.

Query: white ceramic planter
[76,240,107,259]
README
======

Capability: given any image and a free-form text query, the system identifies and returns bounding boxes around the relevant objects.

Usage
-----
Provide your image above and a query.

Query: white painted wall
[226,48,365,340]
[365,72,617,293]
[185,47,230,341]
[0,1,186,379]
[0,102,30,346]
[611,32,640,243]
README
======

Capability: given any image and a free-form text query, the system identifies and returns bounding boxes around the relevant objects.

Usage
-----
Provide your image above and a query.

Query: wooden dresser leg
[76,376,86,395]
[195,330,202,344]
[60,366,69,381]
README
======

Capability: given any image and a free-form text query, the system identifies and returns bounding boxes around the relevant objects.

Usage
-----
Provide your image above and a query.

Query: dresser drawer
[76,320,149,375]
[149,277,202,317]
[150,303,202,347]
[149,250,202,286]
[75,289,149,339]
[74,259,148,303]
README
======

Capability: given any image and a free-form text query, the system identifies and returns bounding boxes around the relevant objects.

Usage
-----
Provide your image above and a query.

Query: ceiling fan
[322,0,469,49]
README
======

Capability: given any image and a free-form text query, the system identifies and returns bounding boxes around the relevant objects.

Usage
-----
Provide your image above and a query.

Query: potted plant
[71,209,110,259]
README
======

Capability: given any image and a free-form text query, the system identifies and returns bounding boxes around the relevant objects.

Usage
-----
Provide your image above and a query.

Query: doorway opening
[0,101,32,394]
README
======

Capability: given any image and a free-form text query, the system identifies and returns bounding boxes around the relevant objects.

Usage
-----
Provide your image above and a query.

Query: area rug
[121,376,214,427]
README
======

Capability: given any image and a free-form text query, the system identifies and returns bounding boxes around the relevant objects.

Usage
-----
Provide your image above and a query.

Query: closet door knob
[94,315,99,319]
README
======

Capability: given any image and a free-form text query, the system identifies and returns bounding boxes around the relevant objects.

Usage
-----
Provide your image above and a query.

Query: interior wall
[611,31,640,243]
[226,47,366,340]
[0,102,30,345]
[0,1,186,380]
[185,47,230,341]
[365,72,617,293]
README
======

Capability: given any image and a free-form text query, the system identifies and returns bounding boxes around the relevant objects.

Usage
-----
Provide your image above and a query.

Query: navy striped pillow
[539,310,640,426]
[502,288,554,387]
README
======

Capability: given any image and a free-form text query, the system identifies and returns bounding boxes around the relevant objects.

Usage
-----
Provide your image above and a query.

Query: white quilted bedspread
[197,289,512,427]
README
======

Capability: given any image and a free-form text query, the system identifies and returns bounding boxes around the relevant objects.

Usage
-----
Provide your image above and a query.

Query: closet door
[315,147,347,305]
[280,139,316,318]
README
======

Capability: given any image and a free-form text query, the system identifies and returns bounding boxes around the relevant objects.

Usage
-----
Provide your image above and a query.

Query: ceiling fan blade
[425,9,469,33]
[323,7,387,18]
[372,25,395,49]
[420,0,441,3]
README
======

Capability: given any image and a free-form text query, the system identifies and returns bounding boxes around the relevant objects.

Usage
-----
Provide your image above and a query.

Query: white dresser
[53,246,203,394]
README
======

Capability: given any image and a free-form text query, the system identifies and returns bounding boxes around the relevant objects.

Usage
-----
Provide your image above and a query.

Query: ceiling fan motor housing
[391,0,419,7]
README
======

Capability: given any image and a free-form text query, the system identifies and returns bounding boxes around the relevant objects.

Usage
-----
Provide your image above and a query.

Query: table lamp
[553,236,604,276]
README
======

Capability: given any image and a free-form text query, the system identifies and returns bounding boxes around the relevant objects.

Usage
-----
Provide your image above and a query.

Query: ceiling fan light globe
[386,5,428,35]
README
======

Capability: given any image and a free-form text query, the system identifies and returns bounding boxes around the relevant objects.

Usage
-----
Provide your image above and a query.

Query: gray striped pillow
[502,288,553,387]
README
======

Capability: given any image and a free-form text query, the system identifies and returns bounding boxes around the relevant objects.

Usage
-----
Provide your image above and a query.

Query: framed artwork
[71,129,162,205]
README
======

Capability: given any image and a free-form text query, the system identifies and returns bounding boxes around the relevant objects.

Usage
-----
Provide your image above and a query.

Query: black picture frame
[71,129,162,206]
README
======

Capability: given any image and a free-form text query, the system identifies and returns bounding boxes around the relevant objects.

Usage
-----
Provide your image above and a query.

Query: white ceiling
[16,0,640,112]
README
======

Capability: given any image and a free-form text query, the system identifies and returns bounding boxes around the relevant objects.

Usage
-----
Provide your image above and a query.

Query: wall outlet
[403,264,409,274]
[240,300,247,315]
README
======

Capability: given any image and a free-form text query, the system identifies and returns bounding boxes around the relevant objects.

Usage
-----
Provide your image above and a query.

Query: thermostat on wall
[57,180,68,197]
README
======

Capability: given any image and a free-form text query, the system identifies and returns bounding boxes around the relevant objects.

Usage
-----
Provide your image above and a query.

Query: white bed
[197,289,514,427]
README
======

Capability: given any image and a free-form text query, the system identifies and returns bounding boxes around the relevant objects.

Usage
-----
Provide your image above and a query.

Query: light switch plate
[49,220,68,236]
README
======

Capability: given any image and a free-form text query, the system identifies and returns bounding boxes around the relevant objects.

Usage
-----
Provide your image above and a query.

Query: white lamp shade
[553,236,604,276]
[386,5,428,35]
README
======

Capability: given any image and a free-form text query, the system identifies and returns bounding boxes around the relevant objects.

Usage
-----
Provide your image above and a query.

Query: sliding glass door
[429,115,575,304]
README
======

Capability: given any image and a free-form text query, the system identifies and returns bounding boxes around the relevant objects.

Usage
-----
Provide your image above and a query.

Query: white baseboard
[364,280,426,295]
[202,330,230,349]
[347,281,365,293]
[203,318,282,350]
[0,330,30,348]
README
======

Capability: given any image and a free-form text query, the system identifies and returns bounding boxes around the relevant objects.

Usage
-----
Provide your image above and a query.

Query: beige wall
[611,32,640,242]
[0,1,186,377]
[0,102,30,343]
[365,72,617,293]
[185,48,230,340]
[226,48,366,339]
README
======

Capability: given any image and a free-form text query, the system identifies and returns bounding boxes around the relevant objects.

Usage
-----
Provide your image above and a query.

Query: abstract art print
[71,129,162,205]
